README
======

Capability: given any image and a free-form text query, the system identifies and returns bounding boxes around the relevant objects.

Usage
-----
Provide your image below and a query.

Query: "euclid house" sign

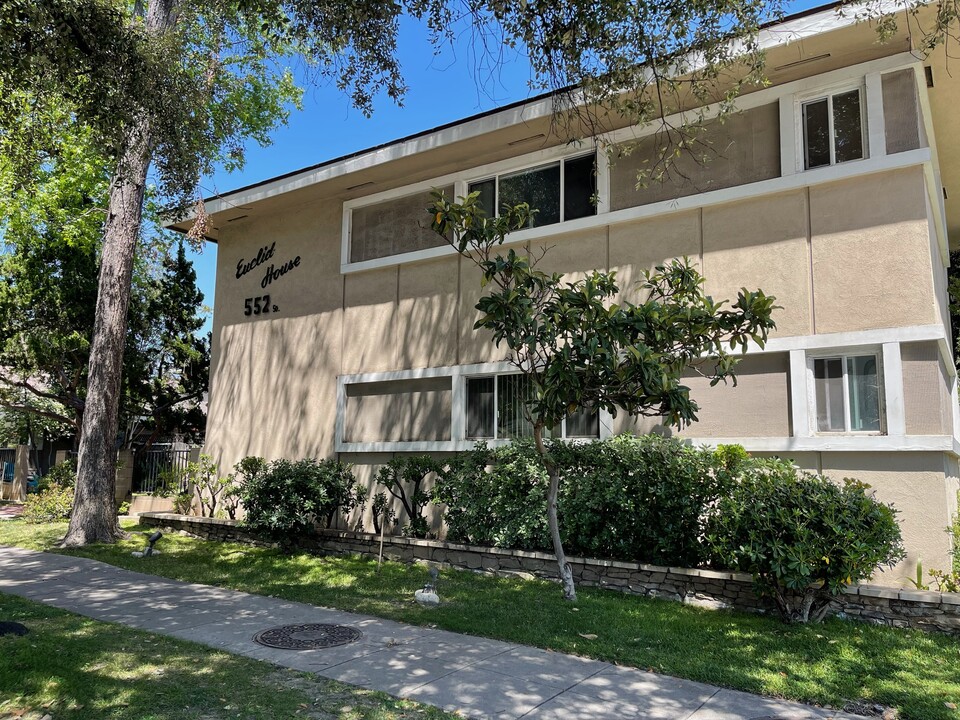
[234,241,302,317]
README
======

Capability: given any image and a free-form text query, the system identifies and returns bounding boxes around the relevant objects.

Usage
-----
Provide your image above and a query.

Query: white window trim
[463,371,605,442]
[335,326,957,454]
[341,143,600,273]
[464,151,599,225]
[795,80,869,172]
[335,361,613,453]
[805,346,886,436]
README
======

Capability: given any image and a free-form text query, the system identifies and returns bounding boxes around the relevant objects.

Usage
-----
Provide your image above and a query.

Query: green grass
[0,592,456,720]
[2,520,959,720]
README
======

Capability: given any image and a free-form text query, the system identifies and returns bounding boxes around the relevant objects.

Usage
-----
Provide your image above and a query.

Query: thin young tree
[430,191,778,600]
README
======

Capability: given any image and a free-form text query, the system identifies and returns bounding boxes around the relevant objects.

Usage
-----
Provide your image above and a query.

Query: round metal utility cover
[0,622,28,637]
[252,623,362,650]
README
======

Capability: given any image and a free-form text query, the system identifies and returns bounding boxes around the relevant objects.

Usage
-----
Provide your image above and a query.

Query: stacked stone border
[139,512,960,635]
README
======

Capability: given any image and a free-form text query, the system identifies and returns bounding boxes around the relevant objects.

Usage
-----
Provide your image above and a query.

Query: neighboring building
[170,3,960,582]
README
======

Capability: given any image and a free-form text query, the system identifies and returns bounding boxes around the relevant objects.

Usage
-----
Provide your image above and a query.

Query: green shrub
[22,483,74,523]
[436,441,551,549]
[436,435,735,564]
[172,491,193,515]
[555,435,733,566]
[38,460,76,493]
[376,455,442,538]
[239,457,358,550]
[705,459,905,623]
[370,490,396,535]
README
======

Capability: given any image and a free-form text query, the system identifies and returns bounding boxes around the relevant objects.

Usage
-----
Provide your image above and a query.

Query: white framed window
[799,85,866,170]
[808,352,884,434]
[467,152,596,228]
[465,373,600,440]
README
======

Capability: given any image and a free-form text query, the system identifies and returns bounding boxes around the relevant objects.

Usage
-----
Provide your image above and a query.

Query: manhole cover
[252,623,362,650]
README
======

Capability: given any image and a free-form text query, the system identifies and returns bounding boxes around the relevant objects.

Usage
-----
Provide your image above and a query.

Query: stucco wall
[205,167,938,470]
[819,452,955,581]
[809,167,935,333]
[901,341,953,436]
[676,353,792,438]
[203,164,950,591]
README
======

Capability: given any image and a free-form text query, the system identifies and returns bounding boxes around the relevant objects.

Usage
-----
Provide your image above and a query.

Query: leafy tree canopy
[0,90,209,445]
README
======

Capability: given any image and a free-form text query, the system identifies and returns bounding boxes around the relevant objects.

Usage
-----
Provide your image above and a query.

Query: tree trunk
[534,424,577,601]
[61,116,152,546]
[61,0,176,547]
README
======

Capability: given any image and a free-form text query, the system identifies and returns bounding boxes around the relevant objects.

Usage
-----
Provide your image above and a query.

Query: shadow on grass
[0,593,453,720]
[4,520,959,720]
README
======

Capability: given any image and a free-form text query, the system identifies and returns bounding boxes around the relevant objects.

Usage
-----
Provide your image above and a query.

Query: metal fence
[133,447,193,494]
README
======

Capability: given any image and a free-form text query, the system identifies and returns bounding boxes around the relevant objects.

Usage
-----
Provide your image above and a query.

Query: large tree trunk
[62,0,177,547]
[534,425,577,601]
[61,115,153,546]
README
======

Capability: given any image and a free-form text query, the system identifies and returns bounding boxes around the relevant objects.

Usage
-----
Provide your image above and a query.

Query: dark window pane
[566,407,599,438]
[497,375,535,439]
[814,357,845,432]
[499,163,561,227]
[469,178,496,218]
[846,355,880,431]
[466,377,495,438]
[803,99,831,169]
[833,90,864,163]
[564,154,596,221]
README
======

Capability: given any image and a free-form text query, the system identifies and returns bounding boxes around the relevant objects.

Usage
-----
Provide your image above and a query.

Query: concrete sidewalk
[0,546,866,720]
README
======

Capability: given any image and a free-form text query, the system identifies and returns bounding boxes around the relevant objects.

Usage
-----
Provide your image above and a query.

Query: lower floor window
[466,374,599,440]
[813,354,882,433]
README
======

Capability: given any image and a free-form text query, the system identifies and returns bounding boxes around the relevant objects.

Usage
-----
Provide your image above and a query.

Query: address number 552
[243,294,275,316]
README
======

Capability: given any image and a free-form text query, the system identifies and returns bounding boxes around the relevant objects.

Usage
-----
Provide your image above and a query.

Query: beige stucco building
[172,3,960,583]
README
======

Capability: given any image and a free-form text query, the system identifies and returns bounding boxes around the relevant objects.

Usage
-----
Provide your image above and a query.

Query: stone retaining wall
[139,512,960,635]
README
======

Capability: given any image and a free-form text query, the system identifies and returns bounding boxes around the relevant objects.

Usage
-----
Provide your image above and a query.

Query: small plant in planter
[705,459,905,624]
[172,491,193,515]
[376,455,440,538]
[189,455,236,518]
[370,490,397,535]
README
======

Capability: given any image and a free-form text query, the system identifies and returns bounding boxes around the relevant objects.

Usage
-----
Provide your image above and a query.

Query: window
[812,354,882,433]
[468,153,596,228]
[349,185,453,263]
[465,374,599,440]
[801,88,865,170]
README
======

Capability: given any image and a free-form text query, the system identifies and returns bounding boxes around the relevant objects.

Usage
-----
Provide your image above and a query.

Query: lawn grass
[0,592,456,720]
[2,520,959,720]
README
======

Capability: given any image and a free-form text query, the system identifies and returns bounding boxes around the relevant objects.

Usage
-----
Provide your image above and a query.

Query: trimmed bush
[705,459,905,623]
[22,483,73,523]
[555,435,735,566]
[436,442,550,550]
[435,435,737,565]
[239,457,359,550]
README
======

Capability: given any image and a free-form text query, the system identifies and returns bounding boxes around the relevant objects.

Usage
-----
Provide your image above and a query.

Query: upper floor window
[802,88,865,170]
[468,153,596,228]
[812,353,882,433]
[466,373,599,440]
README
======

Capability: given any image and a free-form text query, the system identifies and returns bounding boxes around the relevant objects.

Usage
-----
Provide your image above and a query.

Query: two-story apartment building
[170,2,960,581]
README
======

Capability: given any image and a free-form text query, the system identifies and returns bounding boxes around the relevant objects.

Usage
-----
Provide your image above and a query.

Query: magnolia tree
[429,191,778,600]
